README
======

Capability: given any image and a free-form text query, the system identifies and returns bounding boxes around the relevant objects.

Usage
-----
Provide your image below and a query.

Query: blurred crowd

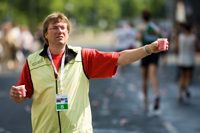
[111,9,200,105]
[0,21,43,72]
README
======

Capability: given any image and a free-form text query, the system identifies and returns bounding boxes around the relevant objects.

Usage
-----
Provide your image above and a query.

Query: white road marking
[137,89,179,133]
[0,127,5,132]
[164,122,179,133]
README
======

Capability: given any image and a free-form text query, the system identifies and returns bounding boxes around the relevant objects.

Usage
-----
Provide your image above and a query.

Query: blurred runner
[136,9,161,111]
[173,22,200,102]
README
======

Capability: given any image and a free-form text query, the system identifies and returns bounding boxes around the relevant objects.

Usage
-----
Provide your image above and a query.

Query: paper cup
[16,85,26,97]
[157,38,167,50]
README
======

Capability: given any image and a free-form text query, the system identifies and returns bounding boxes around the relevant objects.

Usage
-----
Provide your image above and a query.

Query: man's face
[45,21,69,46]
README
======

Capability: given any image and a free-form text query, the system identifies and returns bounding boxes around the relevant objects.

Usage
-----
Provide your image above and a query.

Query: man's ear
[45,33,48,39]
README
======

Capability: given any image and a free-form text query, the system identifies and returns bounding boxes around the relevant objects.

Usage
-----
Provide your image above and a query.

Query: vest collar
[39,44,77,64]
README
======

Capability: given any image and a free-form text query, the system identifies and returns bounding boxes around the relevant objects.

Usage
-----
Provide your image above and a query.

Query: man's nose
[57,27,63,32]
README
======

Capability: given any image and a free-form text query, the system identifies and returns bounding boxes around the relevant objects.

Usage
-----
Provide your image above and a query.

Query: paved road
[0,52,200,133]
[89,63,200,133]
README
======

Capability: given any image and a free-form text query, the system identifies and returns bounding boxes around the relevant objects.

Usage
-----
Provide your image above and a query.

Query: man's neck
[48,45,65,55]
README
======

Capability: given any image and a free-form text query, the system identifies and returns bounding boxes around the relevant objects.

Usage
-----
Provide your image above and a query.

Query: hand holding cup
[148,38,169,54]
[10,85,26,100]
[157,38,168,50]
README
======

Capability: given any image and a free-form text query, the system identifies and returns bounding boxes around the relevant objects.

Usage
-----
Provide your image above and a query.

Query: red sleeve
[82,48,120,79]
[16,62,33,98]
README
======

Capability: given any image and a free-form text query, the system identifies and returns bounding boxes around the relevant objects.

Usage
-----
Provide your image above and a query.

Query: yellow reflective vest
[27,45,92,133]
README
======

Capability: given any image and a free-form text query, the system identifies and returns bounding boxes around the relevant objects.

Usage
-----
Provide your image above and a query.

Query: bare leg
[184,69,193,98]
[148,64,160,110]
[148,64,159,97]
[178,69,185,102]
[141,66,148,110]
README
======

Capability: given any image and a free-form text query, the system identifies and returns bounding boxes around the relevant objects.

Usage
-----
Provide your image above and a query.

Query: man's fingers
[10,86,22,99]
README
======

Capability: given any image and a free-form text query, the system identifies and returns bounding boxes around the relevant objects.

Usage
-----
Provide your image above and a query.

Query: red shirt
[16,48,119,98]
[51,52,65,78]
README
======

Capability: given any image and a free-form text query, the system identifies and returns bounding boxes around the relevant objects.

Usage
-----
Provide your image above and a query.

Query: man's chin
[57,41,67,45]
[56,39,67,44]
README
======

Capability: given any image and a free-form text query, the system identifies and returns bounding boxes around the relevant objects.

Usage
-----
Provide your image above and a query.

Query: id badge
[56,94,68,111]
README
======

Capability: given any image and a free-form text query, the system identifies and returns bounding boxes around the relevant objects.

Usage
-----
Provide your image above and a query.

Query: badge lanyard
[47,47,65,94]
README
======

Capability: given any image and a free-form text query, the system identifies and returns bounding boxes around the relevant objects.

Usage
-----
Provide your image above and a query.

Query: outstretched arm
[116,40,168,65]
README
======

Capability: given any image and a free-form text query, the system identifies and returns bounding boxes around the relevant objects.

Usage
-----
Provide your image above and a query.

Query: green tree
[141,0,166,18]
[0,0,166,32]
[66,0,94,24]
[96,0,121,29]
[0,1,9,22]
[119,0,143,19]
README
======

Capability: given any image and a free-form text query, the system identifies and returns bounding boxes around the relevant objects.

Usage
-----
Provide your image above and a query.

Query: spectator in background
[173,22,200,102]
[136,9,161,111]
[123,21,138,49]
[111,20,137,75]
[32,23,44,53]
[112,20,137,52]
[10,22,21,48]
[0,22,17,71]
[20,25,34,58]
[9,22,24,64]
[34,22,44,46]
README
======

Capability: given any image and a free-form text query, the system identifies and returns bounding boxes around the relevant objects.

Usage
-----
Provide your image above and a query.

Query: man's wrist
[143,45,151,55]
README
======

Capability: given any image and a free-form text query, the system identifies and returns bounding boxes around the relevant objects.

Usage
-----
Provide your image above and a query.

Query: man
[10,12,168,133]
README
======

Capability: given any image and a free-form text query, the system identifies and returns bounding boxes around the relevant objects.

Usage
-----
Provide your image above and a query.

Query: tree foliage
[119,0,143,18]
[143,0,166,18]
[0,0,166,32]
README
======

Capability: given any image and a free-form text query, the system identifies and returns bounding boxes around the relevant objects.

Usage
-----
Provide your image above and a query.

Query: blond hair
[43,12,70,45]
